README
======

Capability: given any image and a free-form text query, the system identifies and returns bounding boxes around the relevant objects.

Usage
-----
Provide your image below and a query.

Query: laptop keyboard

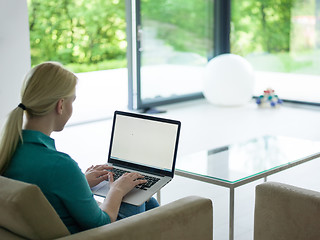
[110,168,160,191]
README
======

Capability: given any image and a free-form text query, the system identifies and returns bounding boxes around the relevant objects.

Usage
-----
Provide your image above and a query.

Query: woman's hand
[108,172,147,198]
[85,164,113,188]
[100,171,147,222]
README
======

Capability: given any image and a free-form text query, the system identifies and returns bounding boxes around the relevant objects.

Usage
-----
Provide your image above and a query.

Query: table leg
[230,187,234,240]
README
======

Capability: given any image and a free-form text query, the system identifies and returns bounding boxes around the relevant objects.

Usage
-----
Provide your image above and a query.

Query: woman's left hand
[85,164,113,188]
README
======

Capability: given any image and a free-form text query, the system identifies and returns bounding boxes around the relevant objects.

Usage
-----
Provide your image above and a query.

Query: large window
[28,0,127,72]
[28,0,320,117]
[129,0,320,110]
[127,0,214,111]
[231,0,320,103]
[28,0,128,124]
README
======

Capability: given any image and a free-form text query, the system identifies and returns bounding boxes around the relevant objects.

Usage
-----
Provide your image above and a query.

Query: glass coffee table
[175,135,320,240]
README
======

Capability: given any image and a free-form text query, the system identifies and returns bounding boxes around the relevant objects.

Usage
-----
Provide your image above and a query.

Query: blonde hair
[0,62,77,174]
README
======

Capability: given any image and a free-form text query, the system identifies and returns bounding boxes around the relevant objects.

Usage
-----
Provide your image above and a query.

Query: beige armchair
[0,176,213,240]
[254,181,320,240]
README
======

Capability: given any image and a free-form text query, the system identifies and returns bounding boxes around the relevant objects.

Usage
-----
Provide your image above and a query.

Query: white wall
[0,0,31,128]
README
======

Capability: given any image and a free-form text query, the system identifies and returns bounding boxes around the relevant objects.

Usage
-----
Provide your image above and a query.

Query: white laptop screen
[109,112,180,173]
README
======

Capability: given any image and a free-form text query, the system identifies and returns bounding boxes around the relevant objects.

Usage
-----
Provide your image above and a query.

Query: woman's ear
[56,99,64,115]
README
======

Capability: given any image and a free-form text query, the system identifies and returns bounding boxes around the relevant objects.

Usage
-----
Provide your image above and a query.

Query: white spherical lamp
[203,53,255,106]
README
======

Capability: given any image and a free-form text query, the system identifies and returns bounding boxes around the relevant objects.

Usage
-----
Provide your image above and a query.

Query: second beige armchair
[254,181,320,240]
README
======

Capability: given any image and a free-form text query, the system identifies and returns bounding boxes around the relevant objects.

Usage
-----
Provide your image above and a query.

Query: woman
[0,62,158,233]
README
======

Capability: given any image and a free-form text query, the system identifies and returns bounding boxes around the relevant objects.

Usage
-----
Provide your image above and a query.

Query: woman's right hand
[108,172,147,198]
[101,172,147,222]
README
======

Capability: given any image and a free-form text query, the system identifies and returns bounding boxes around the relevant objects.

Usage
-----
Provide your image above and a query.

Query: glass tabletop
[176,135,320,183]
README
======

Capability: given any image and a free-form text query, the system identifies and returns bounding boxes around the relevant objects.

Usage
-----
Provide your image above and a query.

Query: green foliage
[231,0,295,55]
[141,0,212,39]
[28,0,319,75]
[65,58,127,73]
[140,0,214,57]
[28,0,126,72]
[230,0,320,75]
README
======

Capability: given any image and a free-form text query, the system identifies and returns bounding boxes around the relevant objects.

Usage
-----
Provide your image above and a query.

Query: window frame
[127,0,320,110]
[127,0,230,111]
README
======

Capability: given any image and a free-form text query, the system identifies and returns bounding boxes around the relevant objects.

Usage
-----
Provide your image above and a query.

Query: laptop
[91,110,181,206]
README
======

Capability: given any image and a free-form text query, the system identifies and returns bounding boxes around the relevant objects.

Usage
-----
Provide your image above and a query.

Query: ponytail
[0,107,24,174]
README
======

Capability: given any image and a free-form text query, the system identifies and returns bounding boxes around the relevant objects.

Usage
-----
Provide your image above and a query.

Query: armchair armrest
[57,196,213,240]
[254,182,320,240]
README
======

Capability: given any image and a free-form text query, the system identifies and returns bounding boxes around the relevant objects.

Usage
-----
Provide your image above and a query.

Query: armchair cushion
[57,195,213,240]
[254,181,320,240]
[0,176,70,239]
[0,227,25,240]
